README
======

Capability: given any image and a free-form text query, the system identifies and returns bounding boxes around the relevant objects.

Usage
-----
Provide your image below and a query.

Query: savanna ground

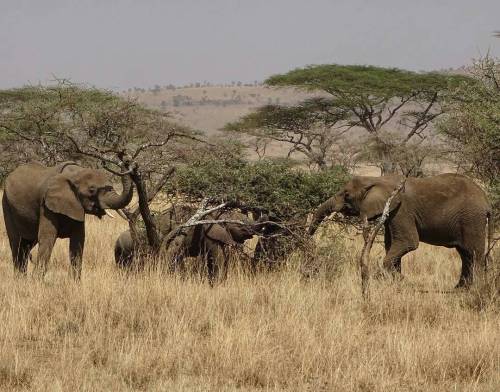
[0,203,499,391]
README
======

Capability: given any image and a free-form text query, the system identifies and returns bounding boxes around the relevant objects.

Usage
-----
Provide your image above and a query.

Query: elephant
[115,206,264,282]
[2,161,134,279]
[308,174,494,288]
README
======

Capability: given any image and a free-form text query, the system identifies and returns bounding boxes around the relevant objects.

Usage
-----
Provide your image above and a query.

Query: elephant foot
[372,267,403,283]
[32,265,48,281]
[455,277,472,290]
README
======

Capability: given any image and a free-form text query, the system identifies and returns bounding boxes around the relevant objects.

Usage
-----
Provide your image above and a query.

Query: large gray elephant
[3,161,134,279]
[115,207,262,282]
[308,174,494,288]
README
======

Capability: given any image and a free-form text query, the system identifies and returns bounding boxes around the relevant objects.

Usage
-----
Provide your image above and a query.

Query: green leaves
[226,97,347,134]
[0,83,194,184]
[439,56,500,216]
[266,64,468,102]
[260,63,475,174]
[165,157,349,220]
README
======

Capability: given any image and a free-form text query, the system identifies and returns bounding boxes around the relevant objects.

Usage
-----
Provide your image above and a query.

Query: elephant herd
[2,161,495,289]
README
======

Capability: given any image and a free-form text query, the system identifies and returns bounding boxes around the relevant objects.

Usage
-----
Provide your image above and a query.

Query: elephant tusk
[116,209,128,220]
[104,210,115,219]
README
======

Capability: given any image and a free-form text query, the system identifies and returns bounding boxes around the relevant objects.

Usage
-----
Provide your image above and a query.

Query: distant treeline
[123,80,263,95]
[158,93,280,109]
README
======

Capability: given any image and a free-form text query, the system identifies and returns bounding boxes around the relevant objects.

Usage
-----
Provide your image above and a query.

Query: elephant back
[155,204,197,235]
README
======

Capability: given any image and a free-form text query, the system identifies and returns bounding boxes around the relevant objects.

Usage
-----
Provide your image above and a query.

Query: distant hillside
[123,66,472,135]
[123,83,454,176]
[122,85,313,135]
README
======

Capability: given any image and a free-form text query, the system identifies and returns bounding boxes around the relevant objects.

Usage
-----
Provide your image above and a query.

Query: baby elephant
[115,206,261,282]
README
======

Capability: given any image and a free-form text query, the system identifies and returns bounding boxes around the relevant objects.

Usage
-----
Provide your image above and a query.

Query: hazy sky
[1,0,499,90]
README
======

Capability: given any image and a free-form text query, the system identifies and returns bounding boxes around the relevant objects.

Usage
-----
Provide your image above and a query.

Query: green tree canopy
[0,82,195,178]
[440,56,500,215]
[0,83,201,248]
[165,155,349,222]
[230,64,472,175]
[225,97,350,170]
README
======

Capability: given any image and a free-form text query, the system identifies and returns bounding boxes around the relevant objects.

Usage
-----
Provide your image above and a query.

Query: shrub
[166,156,349,221]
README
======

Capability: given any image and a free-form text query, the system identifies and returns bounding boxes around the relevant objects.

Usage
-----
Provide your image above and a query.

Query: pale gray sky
[1,0,499,90]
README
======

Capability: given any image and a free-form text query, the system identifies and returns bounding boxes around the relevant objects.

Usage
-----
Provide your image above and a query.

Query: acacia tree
[230,64,469,174]
[0,82,199,250]
[440,55,500,217]
[164,153,349,267]
[225,97,354,171]
[166,154,348,222]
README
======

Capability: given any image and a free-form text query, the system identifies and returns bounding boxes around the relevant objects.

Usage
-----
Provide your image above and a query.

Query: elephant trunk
[308,197,339,235]
[99,174,133,210]
[252,213,281,237]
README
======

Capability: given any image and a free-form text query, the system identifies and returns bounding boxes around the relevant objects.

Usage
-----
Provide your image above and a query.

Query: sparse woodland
[0,58,499,390]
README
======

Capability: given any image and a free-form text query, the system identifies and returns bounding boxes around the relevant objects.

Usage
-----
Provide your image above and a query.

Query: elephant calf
[309,174,494,288]
[115,207,262,282]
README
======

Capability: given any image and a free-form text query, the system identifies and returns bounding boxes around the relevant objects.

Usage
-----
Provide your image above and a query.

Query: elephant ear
[205,224,237,246]
[44,174,85,222]
[360,182,401,220]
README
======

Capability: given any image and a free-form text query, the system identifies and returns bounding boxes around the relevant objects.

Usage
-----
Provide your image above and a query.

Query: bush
[165,156,349,221]
[440,56,500,219]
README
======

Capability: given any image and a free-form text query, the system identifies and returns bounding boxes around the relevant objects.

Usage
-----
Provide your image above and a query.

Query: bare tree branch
[359,176,408,299]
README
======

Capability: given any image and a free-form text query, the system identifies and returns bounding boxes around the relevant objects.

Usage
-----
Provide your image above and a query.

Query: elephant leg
[4,224,34,275]
[206,250,217,286]
[11,238,35,275]
[217,246,229,281]
[384,225,401,273]
[456,247,473,288]
[382,240,417,278]
[456,241,486,288]
[2,196,34,274]
[171,252,187,276]
[456,225,487,288]
[206,244,227,286]
[35,211,58,279]
[381,219,419,279]
[162,234,188,274]
[384,225,401,274]
[69,224,85,280]
[251,239,265,272]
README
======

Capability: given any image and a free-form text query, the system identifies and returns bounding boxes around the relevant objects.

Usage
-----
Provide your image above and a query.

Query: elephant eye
[88,186,97,196]
[99,185,113,194]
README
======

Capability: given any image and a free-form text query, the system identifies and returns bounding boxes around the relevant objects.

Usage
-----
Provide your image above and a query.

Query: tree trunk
[379,146,398,176]
[130,170,161,252]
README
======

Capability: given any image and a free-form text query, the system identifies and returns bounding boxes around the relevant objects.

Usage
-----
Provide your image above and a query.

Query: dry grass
[0,211,499,391]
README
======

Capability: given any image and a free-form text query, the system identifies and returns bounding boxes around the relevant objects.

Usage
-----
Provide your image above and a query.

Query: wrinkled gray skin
[3,161,133,279]
[115,207,262,282]
[308,174,494,288]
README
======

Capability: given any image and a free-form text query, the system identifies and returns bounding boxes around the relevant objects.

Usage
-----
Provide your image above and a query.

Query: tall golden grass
[0,211,498,391]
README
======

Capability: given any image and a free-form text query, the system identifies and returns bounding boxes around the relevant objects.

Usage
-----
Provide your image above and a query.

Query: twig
[101,162,136,176]
[359,177,408,299]
[160,198,229,250]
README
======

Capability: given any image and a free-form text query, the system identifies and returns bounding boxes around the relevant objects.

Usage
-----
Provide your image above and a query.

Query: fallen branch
[160,198,229,251]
